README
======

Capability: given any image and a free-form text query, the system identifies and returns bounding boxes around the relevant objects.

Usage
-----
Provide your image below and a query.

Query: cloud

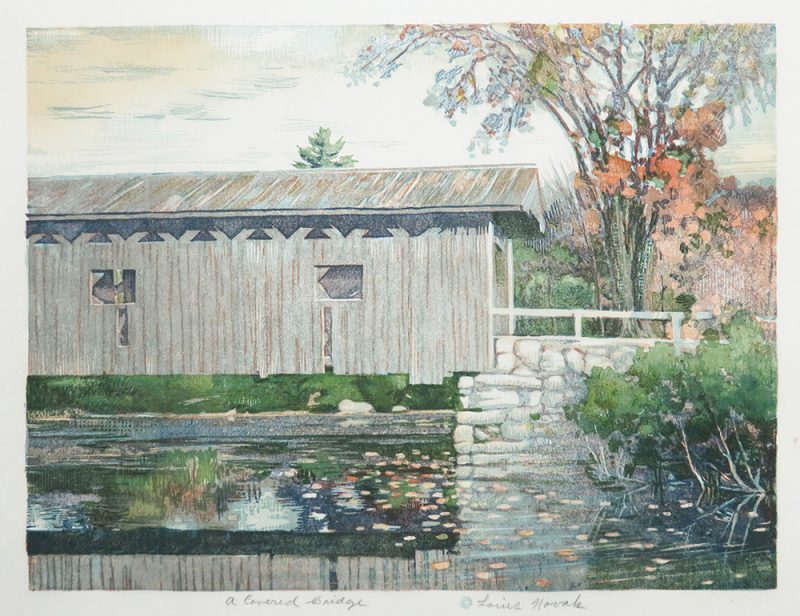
[190,71,301,103]
[86,64,177,80]
[243,72,302,93]
[192,89,248,101]
[48,104,113,120]
[30,64,178,85]
[169,104,230,122]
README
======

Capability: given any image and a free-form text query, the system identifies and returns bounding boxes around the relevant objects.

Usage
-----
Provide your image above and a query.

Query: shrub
[568,313,777,495]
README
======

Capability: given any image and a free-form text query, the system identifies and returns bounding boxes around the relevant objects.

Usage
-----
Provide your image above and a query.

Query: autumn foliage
[352,23,775,316]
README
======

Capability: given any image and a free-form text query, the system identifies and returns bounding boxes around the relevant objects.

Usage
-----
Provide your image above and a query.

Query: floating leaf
[489,562,506,570]
[431,561,450,570]
[535,578,552,588]
[517,529,535,537]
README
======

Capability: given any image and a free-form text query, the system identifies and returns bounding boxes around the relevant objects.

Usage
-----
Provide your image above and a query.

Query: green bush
[402,374,464,410]
[568,313,777,494]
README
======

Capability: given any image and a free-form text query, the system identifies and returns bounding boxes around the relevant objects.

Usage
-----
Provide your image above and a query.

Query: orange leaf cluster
[593,154,634,196]
[675,102,727,151]
[652,184,776,319]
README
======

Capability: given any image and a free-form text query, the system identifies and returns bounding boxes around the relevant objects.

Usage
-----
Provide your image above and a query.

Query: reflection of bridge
[29,478,606,592]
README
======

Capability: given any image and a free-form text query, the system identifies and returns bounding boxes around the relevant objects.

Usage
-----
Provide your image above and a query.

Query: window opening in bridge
[90,269,136,305]
[116,306,129,346]
[322,306,333,371]
[90,269,136,347]
[316,265,363,300]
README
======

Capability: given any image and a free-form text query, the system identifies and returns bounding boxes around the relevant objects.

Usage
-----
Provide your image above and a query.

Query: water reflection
[26,417,775,591]
[27,438,459,539]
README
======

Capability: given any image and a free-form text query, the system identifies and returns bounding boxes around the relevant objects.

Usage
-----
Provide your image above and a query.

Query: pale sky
[27,25,776,186]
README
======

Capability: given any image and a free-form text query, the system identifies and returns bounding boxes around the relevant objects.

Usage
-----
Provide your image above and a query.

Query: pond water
[27,416,775,591]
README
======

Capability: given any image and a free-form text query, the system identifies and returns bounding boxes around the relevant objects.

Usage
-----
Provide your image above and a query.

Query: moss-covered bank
[27,373,466,416]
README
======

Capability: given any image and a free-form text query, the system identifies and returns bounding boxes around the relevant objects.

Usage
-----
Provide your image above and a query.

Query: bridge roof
[28,165,543,222]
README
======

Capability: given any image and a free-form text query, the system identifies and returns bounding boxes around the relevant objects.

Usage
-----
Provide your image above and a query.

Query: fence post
[487,221,496,366]
[672,313,683,356]
[506,238,515,335]
[574,311,583,338]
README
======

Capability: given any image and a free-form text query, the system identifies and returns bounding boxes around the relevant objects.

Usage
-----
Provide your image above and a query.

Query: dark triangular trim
[191,229,217,242]
[53,222,86,242]
[247,228,272,240]
[363,227,393,238]
[139,232,164,243]
[399,215,434,237]
[110,220,140,239]
[331,219,360,237]
[161,219,193,240]
[304,228,330,240]
[214,218,247,239]
[88,232,111,244]
[34,233,60,245]
[271,218,303,239]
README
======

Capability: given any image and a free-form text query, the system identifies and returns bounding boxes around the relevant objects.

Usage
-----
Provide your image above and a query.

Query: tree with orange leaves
[652,181,777,328]
[350,24,775,315]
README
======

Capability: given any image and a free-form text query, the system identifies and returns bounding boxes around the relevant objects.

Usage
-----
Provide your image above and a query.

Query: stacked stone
[454,337,641,468]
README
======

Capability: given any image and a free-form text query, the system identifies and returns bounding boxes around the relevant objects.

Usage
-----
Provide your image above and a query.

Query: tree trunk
[600,194,657,335]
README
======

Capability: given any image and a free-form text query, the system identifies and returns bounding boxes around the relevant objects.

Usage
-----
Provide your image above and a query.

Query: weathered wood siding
[28,226,492,383]
[28,550,463,591]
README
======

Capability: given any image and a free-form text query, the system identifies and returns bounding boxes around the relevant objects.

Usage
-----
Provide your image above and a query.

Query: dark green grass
[27,373,466,416]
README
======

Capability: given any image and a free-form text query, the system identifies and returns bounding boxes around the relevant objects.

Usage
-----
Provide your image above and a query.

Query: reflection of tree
[117,449,242,525]
[587,484,775,588]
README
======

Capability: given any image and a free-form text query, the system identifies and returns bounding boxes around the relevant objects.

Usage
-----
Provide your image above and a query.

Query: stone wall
[455,337,649,467]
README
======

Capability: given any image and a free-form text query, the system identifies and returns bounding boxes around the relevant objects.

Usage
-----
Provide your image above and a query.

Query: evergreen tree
[293,127,357,169]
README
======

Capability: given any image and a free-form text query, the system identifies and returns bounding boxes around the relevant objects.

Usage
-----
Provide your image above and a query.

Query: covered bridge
[27,165,542,384]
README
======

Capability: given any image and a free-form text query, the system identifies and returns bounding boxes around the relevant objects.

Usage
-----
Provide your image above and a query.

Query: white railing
[490,306,686,354]
[491,237,692,355]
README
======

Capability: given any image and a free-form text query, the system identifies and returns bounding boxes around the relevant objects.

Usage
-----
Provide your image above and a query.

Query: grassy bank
[26,373,465,416]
